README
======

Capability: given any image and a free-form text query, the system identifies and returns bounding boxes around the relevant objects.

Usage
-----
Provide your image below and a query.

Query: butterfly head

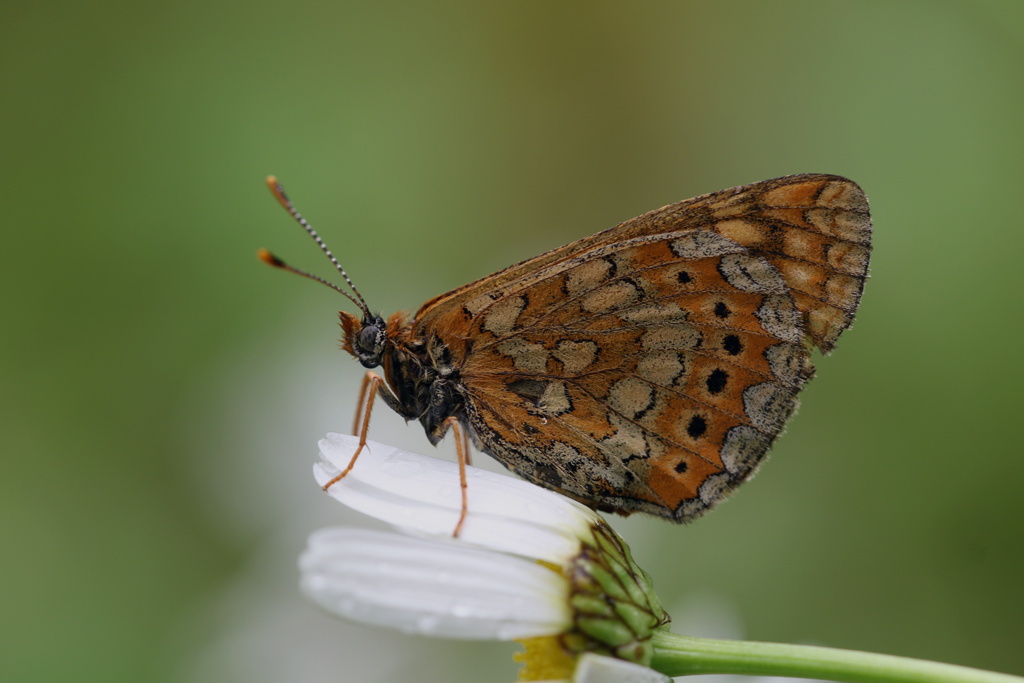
[339,311,388,368]
[262,176,389,368]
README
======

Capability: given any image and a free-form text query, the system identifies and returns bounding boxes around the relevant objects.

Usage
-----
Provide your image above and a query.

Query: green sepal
[559,521,671,667]
[570,593,615,618]
[577,616,637,648]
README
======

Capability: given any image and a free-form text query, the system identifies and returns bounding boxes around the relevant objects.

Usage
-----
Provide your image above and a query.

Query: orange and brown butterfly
[260,174,870,527]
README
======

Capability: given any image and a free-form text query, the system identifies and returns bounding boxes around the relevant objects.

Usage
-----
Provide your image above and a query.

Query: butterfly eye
[358,326,380,353]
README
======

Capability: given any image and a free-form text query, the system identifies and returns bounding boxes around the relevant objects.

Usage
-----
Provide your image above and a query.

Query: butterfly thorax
[340,309,468,445]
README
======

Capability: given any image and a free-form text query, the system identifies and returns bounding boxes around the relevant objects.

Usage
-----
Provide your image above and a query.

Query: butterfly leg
[322,371,400,492]
[351,369,375,437]
[440,416,470,537]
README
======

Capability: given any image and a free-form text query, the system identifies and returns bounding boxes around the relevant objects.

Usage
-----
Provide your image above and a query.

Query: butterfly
[261,174,871,528]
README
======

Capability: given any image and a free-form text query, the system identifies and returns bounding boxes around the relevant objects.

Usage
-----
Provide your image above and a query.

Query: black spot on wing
[706,369,728,394]
[723,334,742,356]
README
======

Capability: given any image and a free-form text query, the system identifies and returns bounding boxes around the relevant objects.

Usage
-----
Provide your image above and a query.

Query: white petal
[299,527,571,640]
[314,434,600,563]
[574,653,670,683]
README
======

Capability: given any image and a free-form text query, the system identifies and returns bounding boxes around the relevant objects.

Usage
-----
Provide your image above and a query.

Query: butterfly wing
[412,175,870,520]
[613,174,871,352]
[447,230,812,520]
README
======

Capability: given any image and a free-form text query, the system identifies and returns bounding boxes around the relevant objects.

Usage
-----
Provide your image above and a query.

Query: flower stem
[650,630,1024,683]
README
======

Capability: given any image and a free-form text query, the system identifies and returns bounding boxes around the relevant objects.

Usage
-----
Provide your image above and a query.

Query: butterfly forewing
[613,174,871,352]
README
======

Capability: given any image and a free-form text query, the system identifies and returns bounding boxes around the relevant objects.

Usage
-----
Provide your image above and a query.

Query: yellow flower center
[514,636,576,681]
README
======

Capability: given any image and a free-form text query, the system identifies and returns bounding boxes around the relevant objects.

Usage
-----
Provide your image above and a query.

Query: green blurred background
[3,2,1023,681]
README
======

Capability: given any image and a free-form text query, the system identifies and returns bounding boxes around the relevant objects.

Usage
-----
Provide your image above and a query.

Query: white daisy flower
[300,434,670,681]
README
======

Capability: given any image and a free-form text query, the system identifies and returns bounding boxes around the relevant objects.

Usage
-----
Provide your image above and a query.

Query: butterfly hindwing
[446,228,813,520]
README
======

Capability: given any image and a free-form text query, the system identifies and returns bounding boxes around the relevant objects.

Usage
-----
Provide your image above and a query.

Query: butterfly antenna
[264,175,372,318]
[258,248,366,312]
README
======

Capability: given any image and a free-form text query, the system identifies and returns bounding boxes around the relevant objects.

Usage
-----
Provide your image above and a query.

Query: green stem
[650,630,1023,683]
